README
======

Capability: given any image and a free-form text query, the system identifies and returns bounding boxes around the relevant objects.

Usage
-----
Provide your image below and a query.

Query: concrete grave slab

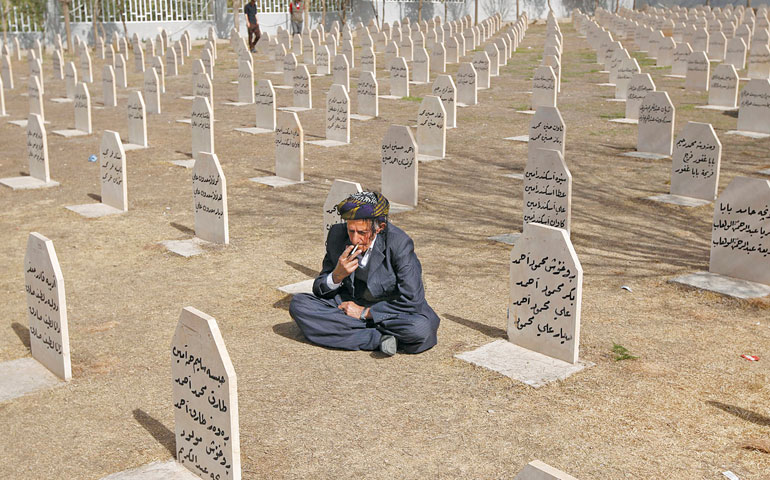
[514,460,580,480]
[0,357,63,402]
[647,194,712,207]
[488,233,520,245]
[100,460,200,480]
[670,271,770,299]
[159,237,210,257]
[504,135,529,142]
[277,279,315,295]
[169,159,196,168]
[501,173,524,180]
[456,339,593,388]
[65,203,125,218]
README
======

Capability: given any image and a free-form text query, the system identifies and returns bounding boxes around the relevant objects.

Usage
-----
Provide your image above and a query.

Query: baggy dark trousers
[248,24,261,49]
[290,293,439,354]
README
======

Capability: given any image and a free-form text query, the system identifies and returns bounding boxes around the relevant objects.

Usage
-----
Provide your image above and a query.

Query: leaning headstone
[531,65,556,110]
[734,79,770,136]
[416,95,446,161]
[381,125,418,208]
[171,307,240,480]
[388,57,409,98]
[708,177,770,286]
[24,232,72,380]
[685,51,710,92]
[144,68,161,114]
[332,54,350,92]
[528,106,565,161]
[103,65,116,107]
[192,96,215,160]
[323,180,363,242]
[193,153,229,244]
[633,91,675,158]
[456,62,477,106]
[1,114,59,189]
[705,64,739,109]
[523,148,571,231]
[126,91,148,150]
[508,222,583,364]
[355,71,378,119]
[663,122,721,203]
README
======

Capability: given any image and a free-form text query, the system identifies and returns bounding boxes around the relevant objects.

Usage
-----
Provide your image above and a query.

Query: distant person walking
[244,0,261,53]
[289,0,304,35]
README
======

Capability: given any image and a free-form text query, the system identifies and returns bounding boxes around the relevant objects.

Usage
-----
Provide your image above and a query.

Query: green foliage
[612,343,638,361]
[599,112,624,120]
[403,96,423,102]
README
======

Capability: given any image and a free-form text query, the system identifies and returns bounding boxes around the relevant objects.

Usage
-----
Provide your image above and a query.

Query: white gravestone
[543,54,561,93]
[292,64,312,110]
[388,57,409,98]
[323,83,350,145]
[193,153,229,244]
[172,307,240,480]
[332,54,350,93]
[237,60,254,104]
[685,51,710,92]
[303,37,315,65]
[529,107,565,161]
[412,47,430,84]
[273,111,304,183]
[431,75,456,129]
[30,58,44,94]
[192,96,215,161]
[707,64,739,109]
[725,37,747,70]
[531,66,556,110]
[624,73,655,121]
[29,75,44,121]
[416,96,446,161]
[508,222,583,364]
[134,42,146,73]
[115,54,127,89]
[748,44,770,80]
[283,52,297,86]
[709,31,727,61]
[151,55,166,93]
[636,91,675,157]
[669,122,721,202]
[456,62,477,106]
[103,65,116,107]
[431,43,446,73]
[657,37,675,67]
[385,40,400,66]
[25,233,72,380]
[1,54,13,90]
[254,80,277,132]
[472,51,491,90]
[52,49,63,80]
[615,57,640,100]
[316,44,330,75]
[513,460,579,480]
[1,114,59,189]
[323,180,363,242]
[485,44,500,77]
[356,71,378,119]
[80,49,93,83]
[381,125,418,208]
[166,47,178,76]
[127,91,148,149]
[100,131,128,211]
[193,73,213,109]
[144,68,161,114]
[65,62,77,99]
[361,46,376,73]
[523,149,572,232]
[736,79,770,135]
[445,37,459,64]
[53,82,93,136]
[202,48,214,79]
[671,42,693,77]
[709,177,770,285]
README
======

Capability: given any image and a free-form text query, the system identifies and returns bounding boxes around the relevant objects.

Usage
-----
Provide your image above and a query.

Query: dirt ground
[1,19,769,480]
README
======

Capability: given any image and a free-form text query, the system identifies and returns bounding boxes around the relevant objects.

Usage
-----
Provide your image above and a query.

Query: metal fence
[66,0,215,23]
[3,4,44,32]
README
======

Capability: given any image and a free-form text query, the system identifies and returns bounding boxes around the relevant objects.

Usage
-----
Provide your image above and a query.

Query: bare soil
[1,21,769,479]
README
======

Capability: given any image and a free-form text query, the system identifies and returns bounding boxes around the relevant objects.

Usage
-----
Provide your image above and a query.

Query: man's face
[346,219,379,253]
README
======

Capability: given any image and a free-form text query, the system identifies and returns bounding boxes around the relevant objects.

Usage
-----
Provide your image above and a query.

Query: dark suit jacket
[313,223,440,324]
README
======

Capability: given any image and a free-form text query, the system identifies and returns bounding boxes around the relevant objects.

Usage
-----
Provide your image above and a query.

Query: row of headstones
[578,13,770,136]
[584,7,770,80]
[18,226,580,480]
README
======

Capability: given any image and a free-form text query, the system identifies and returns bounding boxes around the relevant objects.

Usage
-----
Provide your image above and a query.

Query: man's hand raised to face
[331,244,359,284]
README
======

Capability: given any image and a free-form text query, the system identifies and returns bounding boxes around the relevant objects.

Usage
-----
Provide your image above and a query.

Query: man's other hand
[338,301,364,319]
[332,245,359,283]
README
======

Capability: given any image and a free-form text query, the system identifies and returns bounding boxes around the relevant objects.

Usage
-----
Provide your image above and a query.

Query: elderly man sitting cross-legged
[289,192,440,356]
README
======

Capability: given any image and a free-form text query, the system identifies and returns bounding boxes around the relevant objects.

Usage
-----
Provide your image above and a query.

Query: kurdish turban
[336,191,390,220]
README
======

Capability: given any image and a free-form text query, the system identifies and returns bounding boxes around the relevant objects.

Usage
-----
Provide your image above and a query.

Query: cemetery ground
[1,22,770,479]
